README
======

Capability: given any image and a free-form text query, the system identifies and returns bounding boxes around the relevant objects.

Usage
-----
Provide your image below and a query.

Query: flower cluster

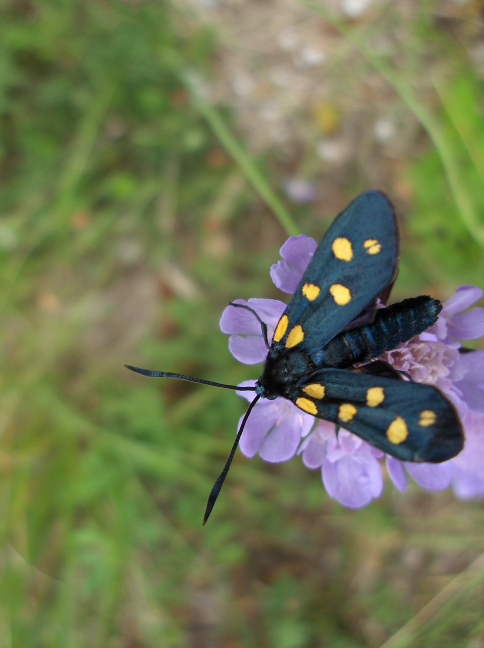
[220,235,484,508]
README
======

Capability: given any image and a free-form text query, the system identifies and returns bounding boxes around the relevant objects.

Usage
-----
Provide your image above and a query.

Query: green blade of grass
[379,551,484,648]
[183,74,300,238]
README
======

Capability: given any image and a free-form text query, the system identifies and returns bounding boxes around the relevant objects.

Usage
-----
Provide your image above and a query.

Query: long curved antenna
[203,394,261,525]
[228,302,270,349]
[125,365,257,392]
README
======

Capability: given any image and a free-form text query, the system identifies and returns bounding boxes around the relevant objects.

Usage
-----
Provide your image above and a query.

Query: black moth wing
[271,190,399,355]
[292,369,464,463]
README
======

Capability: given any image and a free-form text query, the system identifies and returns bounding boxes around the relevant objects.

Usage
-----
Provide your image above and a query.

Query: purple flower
[220,234,484,508]
[282,178,318,204]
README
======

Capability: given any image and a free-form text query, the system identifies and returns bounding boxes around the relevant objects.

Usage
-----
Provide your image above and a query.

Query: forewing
[272,191,399,355]
[292,369,464,463]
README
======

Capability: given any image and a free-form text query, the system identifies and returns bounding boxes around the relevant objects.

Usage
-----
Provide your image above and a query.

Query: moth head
[257,351,309,400]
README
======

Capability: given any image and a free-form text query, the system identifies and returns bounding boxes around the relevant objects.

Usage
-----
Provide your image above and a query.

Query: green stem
[184,76,300,238]
[378,552,484,648]
[433,78,484,187]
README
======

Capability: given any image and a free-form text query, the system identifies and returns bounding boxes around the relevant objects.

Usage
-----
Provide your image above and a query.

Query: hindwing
[271,191,399,356]
[292,369,463,463]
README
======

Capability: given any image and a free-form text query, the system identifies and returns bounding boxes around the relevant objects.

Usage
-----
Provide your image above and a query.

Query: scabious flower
[220,234,484,508]
[282,178,318,204]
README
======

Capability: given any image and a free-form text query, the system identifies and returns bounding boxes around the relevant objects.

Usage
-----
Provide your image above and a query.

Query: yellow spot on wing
[273,314,288,343]
[329,284,352,306]
[338,403,357,423]
[303,383,326,399]
[387,417,408,444]
[419,410,437,427]
[286,324,304,348]
[332,237,353,261]
[302,283,320,301]
[364,239,381,255]
[296,397,317,416]
[366,387,385,407]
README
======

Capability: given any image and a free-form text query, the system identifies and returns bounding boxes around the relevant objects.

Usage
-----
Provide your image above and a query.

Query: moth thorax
[283,352,309,376]
[274,352,309,387]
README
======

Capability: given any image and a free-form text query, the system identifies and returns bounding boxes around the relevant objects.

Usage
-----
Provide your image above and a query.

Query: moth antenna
[228,302,270,350]
[125,365,257,392]
[203,394,261,525]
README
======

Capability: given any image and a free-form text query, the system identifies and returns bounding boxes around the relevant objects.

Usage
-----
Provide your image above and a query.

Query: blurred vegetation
[0,1,483,647]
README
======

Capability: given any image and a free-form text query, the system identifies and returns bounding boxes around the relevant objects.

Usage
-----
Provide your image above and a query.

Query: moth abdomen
[314,296,442,369]
[369,295,442,354]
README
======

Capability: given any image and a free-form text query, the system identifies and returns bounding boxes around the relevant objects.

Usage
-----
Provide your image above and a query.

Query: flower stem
[185,77,300,238]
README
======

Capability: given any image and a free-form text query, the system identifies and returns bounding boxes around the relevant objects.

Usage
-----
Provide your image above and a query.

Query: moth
[126,190,464,523]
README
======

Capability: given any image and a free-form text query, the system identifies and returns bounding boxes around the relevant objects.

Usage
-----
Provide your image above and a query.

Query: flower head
[221,234,484,508]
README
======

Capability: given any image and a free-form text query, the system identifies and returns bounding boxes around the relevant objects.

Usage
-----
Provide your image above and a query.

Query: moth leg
[228,302,270,349]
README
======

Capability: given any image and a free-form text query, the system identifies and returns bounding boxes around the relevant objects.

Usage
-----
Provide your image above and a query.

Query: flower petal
[220,300,262,336]
[220,298,286,336]
[453,351,484,412]
[279,235,318,275]
[452,411,484,499]
[453,469,484,500]
[456,350,484,383]
[236,380,258,402]
[301,434,327,469]
[221,298,287,364]
[323,446,383,508]
[238,397,314,462]
[238,399,281,458]
[386,456,407,492]
[229,335,268,365]
[270,235,317,293]
[339,429,362,454]
[455,382,484,413]
[443,285,483,316]
[425,318,447,341]
[448,308,484,340]
[404,462,453,490]
[259,411,302,462]
[300,420,338,469]
[295,402,317,438]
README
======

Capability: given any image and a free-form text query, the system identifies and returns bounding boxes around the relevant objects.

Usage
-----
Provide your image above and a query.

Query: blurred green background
[0,0,484,646]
